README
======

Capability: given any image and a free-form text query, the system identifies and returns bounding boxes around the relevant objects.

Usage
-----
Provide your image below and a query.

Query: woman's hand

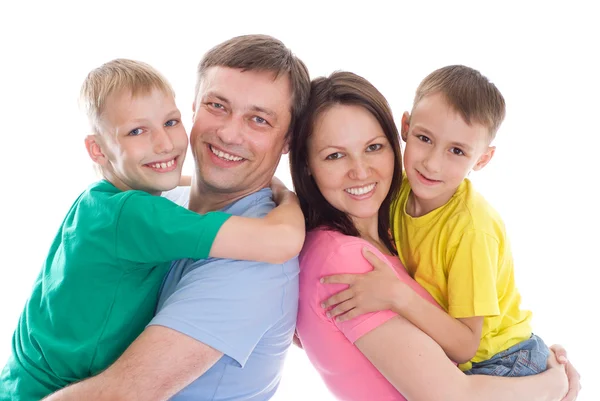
[551,344,581,401]
[320,248,413,322]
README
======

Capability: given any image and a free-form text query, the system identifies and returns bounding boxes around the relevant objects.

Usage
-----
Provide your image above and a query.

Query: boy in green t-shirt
[0,59,305,400]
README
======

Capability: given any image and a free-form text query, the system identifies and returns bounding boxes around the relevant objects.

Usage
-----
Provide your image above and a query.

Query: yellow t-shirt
[391,175,532,370]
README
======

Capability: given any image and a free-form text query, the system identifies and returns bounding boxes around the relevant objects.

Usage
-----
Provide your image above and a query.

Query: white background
[0,1,598,399]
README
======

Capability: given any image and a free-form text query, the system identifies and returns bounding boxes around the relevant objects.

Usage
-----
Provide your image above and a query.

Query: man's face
[190,67,292,197]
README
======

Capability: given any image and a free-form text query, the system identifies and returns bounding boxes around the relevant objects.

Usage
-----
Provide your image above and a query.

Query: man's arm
[44,326,223,401]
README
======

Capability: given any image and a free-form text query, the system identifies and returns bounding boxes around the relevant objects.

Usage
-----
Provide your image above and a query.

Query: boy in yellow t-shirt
[324,65,548,377]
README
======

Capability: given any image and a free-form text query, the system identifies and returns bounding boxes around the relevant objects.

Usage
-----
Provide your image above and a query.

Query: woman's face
[307,104,395,231]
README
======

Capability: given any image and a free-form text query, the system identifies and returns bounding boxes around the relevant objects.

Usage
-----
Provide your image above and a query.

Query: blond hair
[413,65,506,139]
[80,58,175,134]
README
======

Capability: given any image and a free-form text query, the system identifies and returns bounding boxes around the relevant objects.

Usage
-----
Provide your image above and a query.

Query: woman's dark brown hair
[289,71,402,255]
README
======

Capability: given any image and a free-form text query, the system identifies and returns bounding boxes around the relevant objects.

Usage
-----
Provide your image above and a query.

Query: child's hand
[270,177,296,205]
[320,248,412,322]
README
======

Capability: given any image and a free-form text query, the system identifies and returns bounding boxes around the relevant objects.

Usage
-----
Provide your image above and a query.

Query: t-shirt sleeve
[115,193,231,266]
[315,239,399,344]
[446,230,501,318]
[149,258,288,368]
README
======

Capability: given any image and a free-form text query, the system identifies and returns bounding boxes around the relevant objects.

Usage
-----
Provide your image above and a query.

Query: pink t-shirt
[297,229,441,401]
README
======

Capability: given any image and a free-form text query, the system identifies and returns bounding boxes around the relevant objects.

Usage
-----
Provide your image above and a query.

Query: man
[46,34,311,401]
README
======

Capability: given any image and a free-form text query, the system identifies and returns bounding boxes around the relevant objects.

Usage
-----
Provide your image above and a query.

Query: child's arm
[392,285,484,363]
[208,177,305,264]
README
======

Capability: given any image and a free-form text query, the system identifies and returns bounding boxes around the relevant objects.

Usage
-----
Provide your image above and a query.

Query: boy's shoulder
[453,178,506,235]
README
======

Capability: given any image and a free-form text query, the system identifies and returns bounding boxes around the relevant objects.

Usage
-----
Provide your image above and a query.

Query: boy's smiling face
[401,92,495,215]
[89,88,188,195]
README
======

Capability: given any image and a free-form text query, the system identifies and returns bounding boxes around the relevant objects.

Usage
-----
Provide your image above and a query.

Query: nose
[153,127,175,154]
[217,116,244,145]
[349,157,370,180]
[422,149,442,173]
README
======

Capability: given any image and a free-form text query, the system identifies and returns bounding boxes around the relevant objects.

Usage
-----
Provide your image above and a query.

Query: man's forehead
[199,66,292,112]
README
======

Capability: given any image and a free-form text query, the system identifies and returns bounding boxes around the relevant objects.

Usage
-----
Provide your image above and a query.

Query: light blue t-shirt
[150,188,299,400]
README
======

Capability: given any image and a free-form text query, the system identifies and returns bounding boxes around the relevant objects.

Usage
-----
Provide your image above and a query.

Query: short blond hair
[80,58,175,134]
[413,65,506,139]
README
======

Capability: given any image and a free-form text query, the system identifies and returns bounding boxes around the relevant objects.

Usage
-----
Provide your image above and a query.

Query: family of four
[0,34,581,401]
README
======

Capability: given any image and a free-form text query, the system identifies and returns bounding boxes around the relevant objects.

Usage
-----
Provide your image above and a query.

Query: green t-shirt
[0,180,230,400]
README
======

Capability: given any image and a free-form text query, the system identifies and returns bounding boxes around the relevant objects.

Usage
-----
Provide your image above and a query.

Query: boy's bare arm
[43,326,223,401]
[393,291,484,364]
[209,178,305,265]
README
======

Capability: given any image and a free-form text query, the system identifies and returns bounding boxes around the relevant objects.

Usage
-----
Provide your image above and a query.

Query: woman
[289,71,579,401]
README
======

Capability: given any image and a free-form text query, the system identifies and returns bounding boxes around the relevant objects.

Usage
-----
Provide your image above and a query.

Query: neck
[353,216,390,256]
[188,176,267,214]
[407,186,458,217]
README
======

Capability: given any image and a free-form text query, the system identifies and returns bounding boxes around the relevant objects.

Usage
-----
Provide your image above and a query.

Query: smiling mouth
[145,158,177,171]
[209,145,245,162]
[417,170,441,183]
[345,183,376,196]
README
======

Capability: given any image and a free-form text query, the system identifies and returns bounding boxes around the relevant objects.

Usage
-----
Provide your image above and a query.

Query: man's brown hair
[413,65,506,139]
[196,34,310,138]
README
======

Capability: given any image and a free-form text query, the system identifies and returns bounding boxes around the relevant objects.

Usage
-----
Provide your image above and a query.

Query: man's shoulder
[225,188,275,218]
[161,186,191,208]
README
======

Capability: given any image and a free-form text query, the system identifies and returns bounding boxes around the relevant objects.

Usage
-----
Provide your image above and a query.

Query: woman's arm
[322,248,482,363]
[209,177,305,264]
[354,315,569,401]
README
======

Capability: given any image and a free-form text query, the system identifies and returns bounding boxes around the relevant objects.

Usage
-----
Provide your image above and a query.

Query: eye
[128,128,143,136]
[366,143,383,152]
[450,147,465,156]
[326,152,344,160]
[208,102,225,110]
[416,134,431,144]
[252,116,269,125]
[164,119,179,127]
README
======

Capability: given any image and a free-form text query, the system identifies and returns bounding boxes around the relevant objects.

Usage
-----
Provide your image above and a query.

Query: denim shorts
[464,334,549,377]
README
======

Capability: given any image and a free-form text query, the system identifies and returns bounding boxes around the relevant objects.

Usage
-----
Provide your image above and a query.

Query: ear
[472,146,496,171]
[401,112,410,141]
[282,136,290,155]
[192,101,197,122]
[85,134,109,166]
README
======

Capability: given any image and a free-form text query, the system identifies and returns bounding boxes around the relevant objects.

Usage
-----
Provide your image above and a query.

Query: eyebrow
[317,134,387,154]
[127,108,180,124]
[204,91,278,121]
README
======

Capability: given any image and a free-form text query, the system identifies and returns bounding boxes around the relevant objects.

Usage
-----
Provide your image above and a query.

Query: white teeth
[345,183,376,196]
[210,145,243,162]
[150,159,175,169]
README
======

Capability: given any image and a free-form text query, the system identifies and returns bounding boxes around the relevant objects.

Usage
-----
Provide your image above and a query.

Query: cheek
[173,129,189,149]
[312,163,346,196]
[381,151,397,176]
